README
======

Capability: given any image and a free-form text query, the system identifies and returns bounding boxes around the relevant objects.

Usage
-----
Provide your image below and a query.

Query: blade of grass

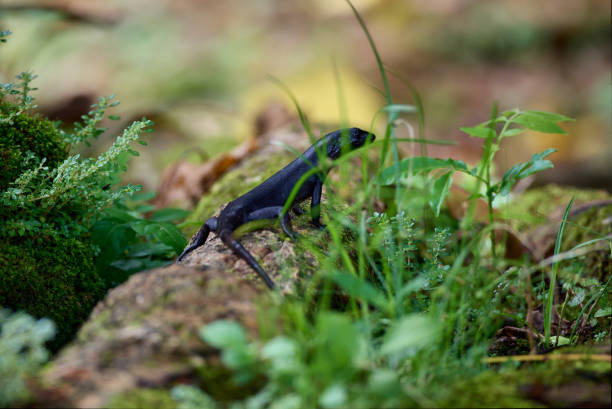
[544,196,574,347]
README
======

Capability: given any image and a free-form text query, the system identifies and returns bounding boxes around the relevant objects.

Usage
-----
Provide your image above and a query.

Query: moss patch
[0,107,68,190]
[0,234,106,351]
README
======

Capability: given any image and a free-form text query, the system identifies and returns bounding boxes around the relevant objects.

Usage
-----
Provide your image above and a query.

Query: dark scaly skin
[177,127,375,289]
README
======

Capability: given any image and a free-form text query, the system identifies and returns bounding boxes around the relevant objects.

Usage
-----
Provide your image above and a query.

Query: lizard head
[325,127,375,159]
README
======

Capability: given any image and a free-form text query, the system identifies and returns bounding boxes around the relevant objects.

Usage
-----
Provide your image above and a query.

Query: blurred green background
[1,0,610,196]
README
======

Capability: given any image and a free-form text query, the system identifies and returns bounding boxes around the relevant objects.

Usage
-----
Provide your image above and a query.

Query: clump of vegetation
[172,2,610,407]
[0,309,55,407]
[0,29,186,351]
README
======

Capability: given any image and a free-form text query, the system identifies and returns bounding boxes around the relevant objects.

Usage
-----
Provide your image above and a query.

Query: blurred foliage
[0,65,183,349]
[93,191,188,287]
[0,309,55,407]
[1,0,609,192]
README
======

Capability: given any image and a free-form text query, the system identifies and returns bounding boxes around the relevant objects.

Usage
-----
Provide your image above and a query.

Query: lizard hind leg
[219,231,276,289]
[176,217,218,262]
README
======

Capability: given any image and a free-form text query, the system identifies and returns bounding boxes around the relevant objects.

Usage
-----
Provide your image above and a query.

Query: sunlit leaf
[497,148,556,195]
[379,157,469,185]
[200,320,247,348]
[460,126,495,139]
[430,171,453,217]
[380,314,438,356]
[512,112,567,134]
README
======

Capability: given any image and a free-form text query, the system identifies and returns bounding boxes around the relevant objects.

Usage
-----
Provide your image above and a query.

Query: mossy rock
[0,234,106,351]
[0,104,68,191]
[439,349,611,408]
[500,184,610,233]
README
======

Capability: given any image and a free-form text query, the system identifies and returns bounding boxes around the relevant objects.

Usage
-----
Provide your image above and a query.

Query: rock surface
[34,125,324,408]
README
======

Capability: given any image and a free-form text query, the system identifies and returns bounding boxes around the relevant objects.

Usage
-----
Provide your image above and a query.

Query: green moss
[0,234,106,351]
[500,184,610,233]
[562,204,612,281]
[439,353,611,408]
[0,105,68,190]
[107,388,176,409]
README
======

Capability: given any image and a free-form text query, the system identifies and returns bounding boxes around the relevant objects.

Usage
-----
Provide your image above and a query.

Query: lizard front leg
[177,217,218,262]
[219,230,276,289]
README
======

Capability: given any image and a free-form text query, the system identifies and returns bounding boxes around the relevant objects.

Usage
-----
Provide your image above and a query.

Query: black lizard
[176,127,375,289]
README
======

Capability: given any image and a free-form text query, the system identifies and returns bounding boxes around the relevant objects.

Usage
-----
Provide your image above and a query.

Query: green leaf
[379,157,469,185]
[430,171,453,217]
[131,191,157,201]
[130,220,150,236]
[91,218,136,261]
[150,207,190,222]
[125,242,173,257]
[314,312,360,371]
[500,128,524,137]
[262,336,299,373]
[319,384,348,409]
[460,126,496,139]
[497,148,556,195]
[329,272,388,309]
[550,336,570,346]
[200,320,248,348]
[523,110,574,123]
[380,314,438,356]
[512,112,567,134]
[100,207,140,222]
[144,222,187,254]
[171,385,218,409]
[594,307,611,318]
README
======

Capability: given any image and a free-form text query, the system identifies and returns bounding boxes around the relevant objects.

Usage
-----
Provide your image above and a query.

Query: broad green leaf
[594,307,611,318]
[200,320,247,348]
[145,222,187,254]
[319,384,348,409]
[500,128,524,137]
[171,385,218,409]
[380,314,438,356]
[512,112,567,134]
[523,110,574,123]
[379,157,469,185]
[430,171,453,217]
[315,312,360,372]
[498,148,556,195]
[150,207,190,222]
[460,126,496,139]
[329,272,388,309]
[125,242,173,257]
[131,191,157,201]
[130,220,150,236]
[100,207,139,222]
[91,218,135,260]
[367,369,402,397]
[262,336,299,373]
[550,336,570,346]
[133,204,156,213]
